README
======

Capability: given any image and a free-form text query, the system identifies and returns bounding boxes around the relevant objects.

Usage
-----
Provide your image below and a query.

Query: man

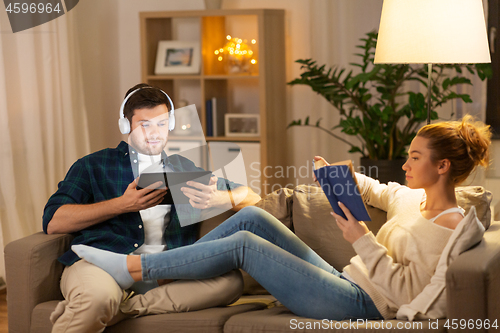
[43,83,261,332]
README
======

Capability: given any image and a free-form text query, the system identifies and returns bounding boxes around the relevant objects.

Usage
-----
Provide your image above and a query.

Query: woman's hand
[332,202,369,244]
[313,156,330,184]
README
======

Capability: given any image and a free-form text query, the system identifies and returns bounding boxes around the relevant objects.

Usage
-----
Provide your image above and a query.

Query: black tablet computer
[136,171,213,205]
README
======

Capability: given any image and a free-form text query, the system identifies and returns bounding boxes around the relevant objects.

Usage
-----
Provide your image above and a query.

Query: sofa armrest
[5,232,74,333]
[446,221,500,328]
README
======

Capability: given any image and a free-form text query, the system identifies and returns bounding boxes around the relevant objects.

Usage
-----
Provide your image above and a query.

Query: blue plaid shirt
[43,141,241,266]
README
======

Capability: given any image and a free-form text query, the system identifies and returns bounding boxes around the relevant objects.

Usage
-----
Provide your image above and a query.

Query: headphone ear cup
[118,118,131,134]
[169,113,175,131]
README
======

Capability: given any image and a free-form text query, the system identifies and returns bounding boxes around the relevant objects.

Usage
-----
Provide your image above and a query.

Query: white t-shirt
[133,152,171,254]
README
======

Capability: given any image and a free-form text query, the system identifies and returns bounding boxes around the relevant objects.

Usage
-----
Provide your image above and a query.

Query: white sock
[71,245,135,289]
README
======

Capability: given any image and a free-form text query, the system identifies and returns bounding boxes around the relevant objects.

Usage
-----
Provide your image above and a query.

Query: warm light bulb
[251,39,256,44]
[214,50,219,55]
[219,48,224,52]
[238,39,243,44]
[226,35,231,40]
[250,59,257,64]
[249,51,253,55]
[218,56,223,61]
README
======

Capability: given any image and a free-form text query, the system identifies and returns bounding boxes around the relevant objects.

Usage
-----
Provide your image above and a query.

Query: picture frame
[154,41,201,75]
[225,114,260,137]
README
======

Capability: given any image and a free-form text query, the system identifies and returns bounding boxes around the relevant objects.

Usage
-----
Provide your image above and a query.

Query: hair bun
[458,115,491,168]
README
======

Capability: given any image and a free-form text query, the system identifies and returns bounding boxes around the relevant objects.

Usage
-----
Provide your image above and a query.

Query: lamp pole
[427,63,432,125]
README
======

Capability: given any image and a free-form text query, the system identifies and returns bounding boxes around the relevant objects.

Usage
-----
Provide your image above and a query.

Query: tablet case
[136,171,212,205]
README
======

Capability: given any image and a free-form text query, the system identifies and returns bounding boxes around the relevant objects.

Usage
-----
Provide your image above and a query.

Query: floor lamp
[374,0,491,125]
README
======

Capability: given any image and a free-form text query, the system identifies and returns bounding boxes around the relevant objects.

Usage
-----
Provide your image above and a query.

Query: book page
[315,159,358,184]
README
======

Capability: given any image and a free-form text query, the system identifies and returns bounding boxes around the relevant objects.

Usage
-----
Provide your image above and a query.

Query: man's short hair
[123,83,172,123]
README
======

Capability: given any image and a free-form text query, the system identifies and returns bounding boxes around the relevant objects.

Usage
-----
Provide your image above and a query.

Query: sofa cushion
[30,300,270,333]
[291,185,387,271]
[267,185,492,272]
[107,304,269,333]
[223,306,447,332]
[255,187,294,229]
[455,186,492,229]
[201,185,492,297]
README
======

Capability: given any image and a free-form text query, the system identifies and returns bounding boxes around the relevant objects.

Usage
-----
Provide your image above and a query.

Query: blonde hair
[416,115,491,184]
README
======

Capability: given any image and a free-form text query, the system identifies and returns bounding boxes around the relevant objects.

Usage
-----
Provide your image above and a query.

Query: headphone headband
[118,87,175,134]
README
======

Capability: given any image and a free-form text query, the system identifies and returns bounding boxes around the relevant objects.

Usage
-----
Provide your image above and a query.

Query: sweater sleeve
[351,231,431,306]
[355,173,404,212]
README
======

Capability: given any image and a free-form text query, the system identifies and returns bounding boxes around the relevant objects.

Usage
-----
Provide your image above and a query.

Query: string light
[213,36,257,73]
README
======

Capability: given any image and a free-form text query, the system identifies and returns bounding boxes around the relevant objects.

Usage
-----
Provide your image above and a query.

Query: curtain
[0,9,90,282]
[306,0,384,165]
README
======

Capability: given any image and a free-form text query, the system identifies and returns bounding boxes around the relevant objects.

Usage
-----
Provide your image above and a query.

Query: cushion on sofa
[291,185,387,271]
[248,184,492,296]
[291,185,492,270]
[198,184,492,297]
[223,306,448,333]
[30,300,271,333]
[255,187,294,229]
[455,186,492,229]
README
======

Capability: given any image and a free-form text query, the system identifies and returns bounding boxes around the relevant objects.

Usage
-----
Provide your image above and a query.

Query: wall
[73,0,388,185]
[73,0,497,192]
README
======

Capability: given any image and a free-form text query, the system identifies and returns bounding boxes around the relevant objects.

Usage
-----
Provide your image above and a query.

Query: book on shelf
[205,99,213,137]
[313,159,371,221]
[205,97,226,137]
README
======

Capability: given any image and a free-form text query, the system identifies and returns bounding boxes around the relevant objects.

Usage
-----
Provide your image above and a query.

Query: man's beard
[131,137,167,155]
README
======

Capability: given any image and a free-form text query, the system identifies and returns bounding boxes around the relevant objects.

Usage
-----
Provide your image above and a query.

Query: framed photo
[155,41,201,75]
[225,114,260,137]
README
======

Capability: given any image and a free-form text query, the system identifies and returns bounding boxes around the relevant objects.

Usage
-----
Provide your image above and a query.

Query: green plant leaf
[287,31,486,160]
[362,94,372,103]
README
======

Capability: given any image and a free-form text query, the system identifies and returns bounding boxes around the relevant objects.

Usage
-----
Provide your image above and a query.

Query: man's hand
[120,178,167,213]
[47,178,167,234]
[332,202,369,244]
[181,176,230,210]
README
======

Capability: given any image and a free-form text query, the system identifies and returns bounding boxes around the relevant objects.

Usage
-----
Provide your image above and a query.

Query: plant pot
[204,0,222,9]
[359,157,406,185]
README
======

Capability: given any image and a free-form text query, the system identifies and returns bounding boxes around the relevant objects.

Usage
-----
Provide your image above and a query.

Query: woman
[73,115,491,321]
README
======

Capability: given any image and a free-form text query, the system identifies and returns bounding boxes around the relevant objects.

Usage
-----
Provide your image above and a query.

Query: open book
[313,159,371,221]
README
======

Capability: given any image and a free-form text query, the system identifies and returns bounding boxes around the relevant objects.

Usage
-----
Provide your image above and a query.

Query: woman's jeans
[141,206,382,321]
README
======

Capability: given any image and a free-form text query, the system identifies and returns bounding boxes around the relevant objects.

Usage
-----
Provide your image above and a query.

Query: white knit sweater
[343,174,455,319]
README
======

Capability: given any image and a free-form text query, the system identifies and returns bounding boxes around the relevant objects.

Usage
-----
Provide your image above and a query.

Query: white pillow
[396,206,485,321]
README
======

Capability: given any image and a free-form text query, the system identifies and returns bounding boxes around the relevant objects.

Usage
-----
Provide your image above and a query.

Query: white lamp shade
[374,0,491,64]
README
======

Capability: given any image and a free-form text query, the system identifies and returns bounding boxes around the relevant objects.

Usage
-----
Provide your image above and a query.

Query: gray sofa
[5,185,500,332]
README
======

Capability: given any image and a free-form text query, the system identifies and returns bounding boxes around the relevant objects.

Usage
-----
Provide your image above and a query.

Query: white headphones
[118,87,175,134]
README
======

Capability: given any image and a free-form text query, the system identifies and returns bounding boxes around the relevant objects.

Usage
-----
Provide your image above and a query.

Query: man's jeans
[142,206,383,321]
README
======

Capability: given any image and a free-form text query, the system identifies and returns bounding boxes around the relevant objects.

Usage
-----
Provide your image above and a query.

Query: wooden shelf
[169,135,206,141]
[140,9,287,195]
[207,136,260,142]
[146,74,259,81]
[203,74,259,79]
[147,75,202,80]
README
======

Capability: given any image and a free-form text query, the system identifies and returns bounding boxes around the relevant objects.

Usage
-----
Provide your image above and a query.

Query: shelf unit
[140,9,287,195]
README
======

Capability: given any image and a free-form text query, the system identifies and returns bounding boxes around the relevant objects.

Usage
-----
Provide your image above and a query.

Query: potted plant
[288,31,491,184]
